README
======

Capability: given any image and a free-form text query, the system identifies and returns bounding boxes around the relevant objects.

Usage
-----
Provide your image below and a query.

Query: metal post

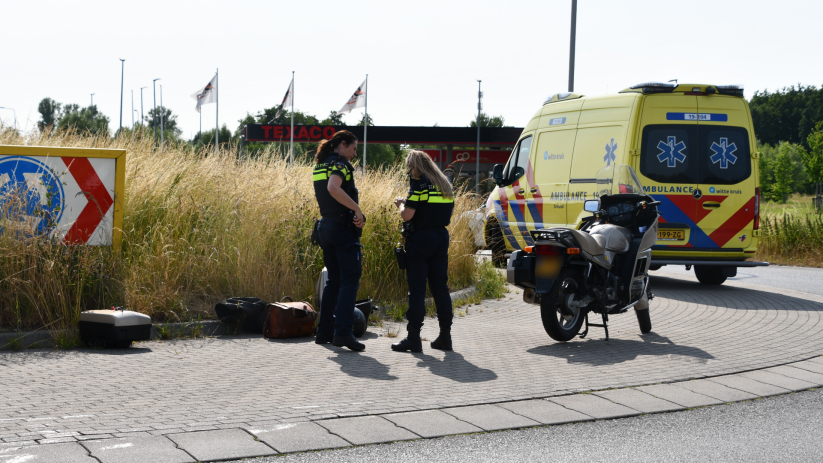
[90,93,95,136]
[160,84,164,152]
[199,110,202,150]
[140,86,147,130]
[119,59,125,132]
[215,69,219,154]
[152,79,160,148]
[476,80,482,194]
[131,90,135,142]
[290,70,294,165]
[363,74,368,174]
[568,0,577,93]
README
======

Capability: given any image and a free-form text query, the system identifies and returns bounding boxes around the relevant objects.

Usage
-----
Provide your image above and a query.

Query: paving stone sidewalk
[1,273,822,462]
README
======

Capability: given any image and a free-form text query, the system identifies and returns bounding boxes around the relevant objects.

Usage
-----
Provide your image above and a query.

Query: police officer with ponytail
[392,150,455,353]
[313,130,366,351]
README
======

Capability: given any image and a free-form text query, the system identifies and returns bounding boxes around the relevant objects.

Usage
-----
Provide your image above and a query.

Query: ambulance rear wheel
[541,269,586,342]
[694,265,727,285]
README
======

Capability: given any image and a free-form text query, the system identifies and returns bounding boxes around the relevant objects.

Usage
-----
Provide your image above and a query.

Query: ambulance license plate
[658,230,685,241]
[535,256,562,279]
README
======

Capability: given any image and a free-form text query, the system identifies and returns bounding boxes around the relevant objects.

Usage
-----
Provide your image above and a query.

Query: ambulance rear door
[635,94,701,249]
[694,96,756,252]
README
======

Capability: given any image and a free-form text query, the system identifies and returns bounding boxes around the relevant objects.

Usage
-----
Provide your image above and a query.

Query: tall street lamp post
[90,93,95,136]
[160,84,164,151]
[140,86,147,128]
[119,58,125,132]
[152,79,160,148]
[476,80,482,195]
[568,0,577,92]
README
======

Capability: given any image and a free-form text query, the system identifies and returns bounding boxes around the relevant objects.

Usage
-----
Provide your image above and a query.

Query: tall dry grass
[757,198,823,267]
[0,129,481,331]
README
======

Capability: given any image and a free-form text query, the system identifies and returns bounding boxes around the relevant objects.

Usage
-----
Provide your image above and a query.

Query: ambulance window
[698,126,751,185]
[640,125,699,184]
[504,135,533,182]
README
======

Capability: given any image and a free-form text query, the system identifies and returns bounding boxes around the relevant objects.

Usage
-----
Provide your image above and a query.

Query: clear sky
[1,0,820,138]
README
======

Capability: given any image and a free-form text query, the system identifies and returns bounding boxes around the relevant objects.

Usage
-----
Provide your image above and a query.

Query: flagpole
[363,74,368,174]
[290,71,294,166]
[199,110,202,150]
[215,69,219,154]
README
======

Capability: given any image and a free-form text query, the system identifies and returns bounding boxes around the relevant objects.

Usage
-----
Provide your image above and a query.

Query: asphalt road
[226,264,823,463]
[654,264,823,297]
[239,388,823,463]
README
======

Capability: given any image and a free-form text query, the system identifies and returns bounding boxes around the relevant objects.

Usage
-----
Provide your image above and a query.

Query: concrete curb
[5,356,821,460]
[0,286,479,350]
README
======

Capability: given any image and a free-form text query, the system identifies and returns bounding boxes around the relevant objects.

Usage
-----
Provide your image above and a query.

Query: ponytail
[314,130,358,164]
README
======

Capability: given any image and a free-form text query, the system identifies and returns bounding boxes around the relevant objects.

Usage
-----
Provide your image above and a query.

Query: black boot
[431,331,452,351]
[332,335,365,351]
[391,330,422,353]
[315,333,334,345]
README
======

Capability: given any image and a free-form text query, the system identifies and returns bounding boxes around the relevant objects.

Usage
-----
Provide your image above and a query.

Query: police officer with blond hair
[392,150,455,352]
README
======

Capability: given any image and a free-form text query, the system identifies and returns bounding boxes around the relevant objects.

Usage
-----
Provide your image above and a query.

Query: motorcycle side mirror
[492,164,505,186]
[584,199,600,213]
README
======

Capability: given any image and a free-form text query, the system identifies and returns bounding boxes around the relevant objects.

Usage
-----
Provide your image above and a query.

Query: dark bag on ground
[264,297,318,339]
[215,297,268,334]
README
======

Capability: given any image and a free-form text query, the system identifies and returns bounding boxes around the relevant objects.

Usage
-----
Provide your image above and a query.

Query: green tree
[192,124,234,149]
[749,85,823,148]
[470,113,506,128]
[145,106,182,140]
[57,104,109,135]
[803,121,823,187]
[321,111,344,125]
[37,98,61,132]
[772,143,798,203]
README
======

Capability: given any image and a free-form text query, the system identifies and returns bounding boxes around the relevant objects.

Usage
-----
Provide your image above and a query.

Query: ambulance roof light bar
[715,84,745,97]
[629,82,677,94]
[543,92,583,105]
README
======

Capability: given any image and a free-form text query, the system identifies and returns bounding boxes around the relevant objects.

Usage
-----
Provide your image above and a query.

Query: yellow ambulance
[486,82,767,285]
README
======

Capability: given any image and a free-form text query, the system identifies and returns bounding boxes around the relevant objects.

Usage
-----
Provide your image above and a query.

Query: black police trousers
[405,228,452,333]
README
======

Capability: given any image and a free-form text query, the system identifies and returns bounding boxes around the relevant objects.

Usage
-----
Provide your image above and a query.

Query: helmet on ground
[352,308,367,338]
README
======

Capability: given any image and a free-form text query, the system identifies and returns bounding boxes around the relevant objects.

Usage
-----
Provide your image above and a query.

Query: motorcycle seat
[551,228,605,255]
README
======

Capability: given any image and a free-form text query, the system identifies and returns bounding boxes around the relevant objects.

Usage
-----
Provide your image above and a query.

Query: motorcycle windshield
[596,164,645,196]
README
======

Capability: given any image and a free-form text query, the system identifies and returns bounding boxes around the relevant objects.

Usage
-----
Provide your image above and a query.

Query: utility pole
[119,58,125,133]
[140,86,147,129]
[160,84,164,151]
[90,93,95,136]
[152,78,160,148]
[131,90,135,142]
[568,0,577,92]
[476,80,482,195]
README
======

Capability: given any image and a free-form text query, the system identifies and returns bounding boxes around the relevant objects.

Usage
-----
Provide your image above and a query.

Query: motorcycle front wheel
[540,268,586,342]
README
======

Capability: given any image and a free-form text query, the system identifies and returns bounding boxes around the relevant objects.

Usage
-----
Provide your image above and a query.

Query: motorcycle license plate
[535,256,562,279]
[658,230,685,241]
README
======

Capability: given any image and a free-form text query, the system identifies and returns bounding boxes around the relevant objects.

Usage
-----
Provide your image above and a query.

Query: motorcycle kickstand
[583,313,610,340]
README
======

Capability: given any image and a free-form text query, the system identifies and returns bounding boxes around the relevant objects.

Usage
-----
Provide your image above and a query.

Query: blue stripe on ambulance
[493,199,521,250]
[507,200,535,247]
[527,200,544,230]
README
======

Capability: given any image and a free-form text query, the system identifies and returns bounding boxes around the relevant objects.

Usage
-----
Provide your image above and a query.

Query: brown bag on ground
[263,297,317,339]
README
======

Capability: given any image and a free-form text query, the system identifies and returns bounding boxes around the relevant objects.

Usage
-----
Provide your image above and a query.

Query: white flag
[191,74,217,113]
[339,79,367,114]
[275,78,294,119]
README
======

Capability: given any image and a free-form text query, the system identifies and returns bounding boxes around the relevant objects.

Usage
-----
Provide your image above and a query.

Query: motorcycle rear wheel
[540,268,586,342]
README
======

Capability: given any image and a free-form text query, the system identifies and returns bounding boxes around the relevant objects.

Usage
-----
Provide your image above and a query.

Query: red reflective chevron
[708,196,755,247]
[61,157,114,244]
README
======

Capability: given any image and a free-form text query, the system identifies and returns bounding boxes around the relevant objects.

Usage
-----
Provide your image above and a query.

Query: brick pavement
[0,272,822,454]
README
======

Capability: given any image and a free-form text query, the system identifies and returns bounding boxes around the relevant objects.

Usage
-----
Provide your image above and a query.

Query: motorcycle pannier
[263,298,318,339]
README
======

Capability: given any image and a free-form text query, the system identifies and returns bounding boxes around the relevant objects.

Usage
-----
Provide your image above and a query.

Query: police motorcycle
[506,164,660,341]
